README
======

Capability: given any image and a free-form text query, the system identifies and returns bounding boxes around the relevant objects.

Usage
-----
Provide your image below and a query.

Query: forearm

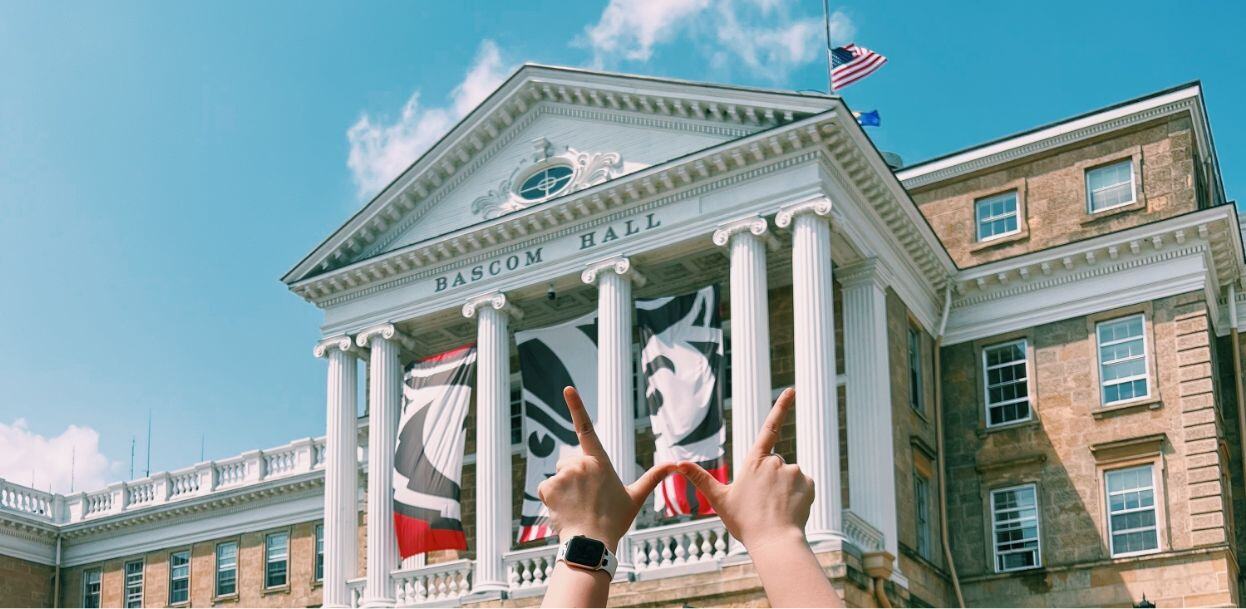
[746,530,844,608]
[541,560,612,608]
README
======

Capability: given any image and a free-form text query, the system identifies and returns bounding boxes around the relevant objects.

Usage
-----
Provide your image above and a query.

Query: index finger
[564,386,607,459]
[750,387,794,459]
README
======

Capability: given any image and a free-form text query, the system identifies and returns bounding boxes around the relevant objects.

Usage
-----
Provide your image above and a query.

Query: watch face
[565,536,606,567]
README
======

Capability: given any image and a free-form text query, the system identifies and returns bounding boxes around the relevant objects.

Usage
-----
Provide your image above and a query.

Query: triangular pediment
[284,65,835,284]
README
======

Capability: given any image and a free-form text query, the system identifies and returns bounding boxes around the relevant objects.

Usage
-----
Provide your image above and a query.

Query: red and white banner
[393,345,476,558]
[637,285,728,517]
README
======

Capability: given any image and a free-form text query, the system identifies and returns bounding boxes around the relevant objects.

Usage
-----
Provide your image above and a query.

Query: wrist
[739,526,806,555]
[558,528,621,553]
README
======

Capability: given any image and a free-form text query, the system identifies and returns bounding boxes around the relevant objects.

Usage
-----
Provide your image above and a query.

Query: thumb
[627,462,677,506]
[677,462,727,503]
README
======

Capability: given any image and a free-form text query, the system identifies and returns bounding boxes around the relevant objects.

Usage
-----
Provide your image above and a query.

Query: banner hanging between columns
[393,344,477,558]
[637,284,728,518]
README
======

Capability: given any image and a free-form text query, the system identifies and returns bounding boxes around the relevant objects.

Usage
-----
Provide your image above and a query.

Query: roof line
[898,80,1202,174]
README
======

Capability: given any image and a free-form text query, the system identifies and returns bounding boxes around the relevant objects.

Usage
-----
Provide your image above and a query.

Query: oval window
[517,165,574,201]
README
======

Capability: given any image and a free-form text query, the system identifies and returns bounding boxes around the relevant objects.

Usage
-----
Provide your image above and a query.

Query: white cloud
[346,40,509,200]
[582,0,710,64]
[0,419,116,494]
[581,0,855,81]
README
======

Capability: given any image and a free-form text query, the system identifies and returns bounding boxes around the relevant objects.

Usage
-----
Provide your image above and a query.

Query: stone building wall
[0,553,54,607]
[940,291,1238,607]
[910,116,1201,268]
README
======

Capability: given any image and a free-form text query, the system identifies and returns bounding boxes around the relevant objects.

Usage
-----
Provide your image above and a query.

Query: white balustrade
[346,577,366,607]
[264,448,298,477]
[631,517,729,579]
[842,510,885,553]
[126,481,157,506]
[215,459,248,488]
[0,480,53,519]
[391,559,473,606]
[503,545,558,597]
[83,491,112,517]
[168,469,201,499]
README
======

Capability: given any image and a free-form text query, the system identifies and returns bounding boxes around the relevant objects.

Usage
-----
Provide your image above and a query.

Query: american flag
[831,43,887,90]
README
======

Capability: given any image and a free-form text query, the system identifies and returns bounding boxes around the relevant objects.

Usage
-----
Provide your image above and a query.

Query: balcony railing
[503,543,559,598]
[0,437,327,526]
[630,516,729,579]
[393,559,474,606]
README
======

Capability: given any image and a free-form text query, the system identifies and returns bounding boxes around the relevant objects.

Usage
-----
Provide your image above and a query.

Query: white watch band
[556,538,618,578]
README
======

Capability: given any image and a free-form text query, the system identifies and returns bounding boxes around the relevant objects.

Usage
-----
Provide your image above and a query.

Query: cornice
[59,471,325,541]
[950,206,1241,304]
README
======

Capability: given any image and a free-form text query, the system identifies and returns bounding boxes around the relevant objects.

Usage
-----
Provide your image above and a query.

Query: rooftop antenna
[70,446,76,493]
[129,436,135,480]
[144,410,152,478]
[822,0,835,94]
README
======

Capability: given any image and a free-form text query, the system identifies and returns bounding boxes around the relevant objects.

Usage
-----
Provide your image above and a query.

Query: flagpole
[823,0,834,94]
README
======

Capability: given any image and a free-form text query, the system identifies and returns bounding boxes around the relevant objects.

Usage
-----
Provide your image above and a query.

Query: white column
[840,259,900,567]
[775,198,842,548]
[357,324,406,607]
[463,292,521,596]
[582,256,646,578]
[315,336,361,608]
[712,216,774,555]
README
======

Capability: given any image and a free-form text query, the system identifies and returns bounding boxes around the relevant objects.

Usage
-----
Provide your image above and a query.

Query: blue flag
[854,110,881,127]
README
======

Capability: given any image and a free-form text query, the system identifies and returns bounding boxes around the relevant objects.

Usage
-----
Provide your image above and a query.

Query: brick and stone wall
[0,553,54,607]
[910,116,1201,268]
[940,291,1238,607]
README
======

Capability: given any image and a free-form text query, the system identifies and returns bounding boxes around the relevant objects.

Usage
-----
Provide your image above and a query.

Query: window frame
[1104,464,1162,558]
[167,549,191,606]
[913,472,932,560]
[1085,158,1137,214]
[989,483,1043,573]
[907,325,925,414]
[83,567,103,608]
[1095,313,1151,407]
[264,529,291,590]
[314,523,325,583]
[974,190,1022,242]
[981,338,1033,428]
[215,540,239,598]
[123,558,144,608]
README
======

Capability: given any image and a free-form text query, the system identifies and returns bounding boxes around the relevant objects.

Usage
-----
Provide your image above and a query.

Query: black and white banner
[393,345,476,558]
[514,312,598,542]
[637,285,728,517]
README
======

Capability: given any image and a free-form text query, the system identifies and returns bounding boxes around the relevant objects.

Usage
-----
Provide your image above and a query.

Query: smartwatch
[556,535,618,578]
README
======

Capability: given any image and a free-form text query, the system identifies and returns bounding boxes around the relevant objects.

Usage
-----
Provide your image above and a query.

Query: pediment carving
[471,137,627,219]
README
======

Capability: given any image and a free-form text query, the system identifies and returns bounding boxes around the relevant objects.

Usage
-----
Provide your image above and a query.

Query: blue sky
[2,0,1243,493]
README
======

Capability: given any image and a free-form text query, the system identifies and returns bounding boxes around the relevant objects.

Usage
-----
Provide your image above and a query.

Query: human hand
[677,388,813,551]
[537,386,676,551]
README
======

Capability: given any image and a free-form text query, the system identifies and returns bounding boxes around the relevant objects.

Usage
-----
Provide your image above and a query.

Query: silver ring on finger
[765,451,786,464]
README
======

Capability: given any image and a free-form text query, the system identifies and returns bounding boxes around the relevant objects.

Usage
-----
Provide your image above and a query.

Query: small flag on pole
[831,44,887,89]
[854,110,881,127]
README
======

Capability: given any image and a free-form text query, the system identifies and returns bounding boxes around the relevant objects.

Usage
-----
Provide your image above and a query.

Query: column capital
[355,323,415,350]
[712,215,779,249]
[462,291,524,321]
[838,258,893,290]
[581,256,648,288]
[774,197,832,228]
[313,335,359,359]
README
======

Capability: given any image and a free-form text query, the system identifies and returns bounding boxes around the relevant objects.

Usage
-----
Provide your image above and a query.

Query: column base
[360,596,396,608]
[806,530,845,554]
[464,588,508,603]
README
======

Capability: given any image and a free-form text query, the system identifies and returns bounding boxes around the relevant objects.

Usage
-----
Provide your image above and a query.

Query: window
[124,560,144,608]
[975,191,1020,241]
[1096,315,1149,405]
[990,484,1041,572]
[83,568,102,608]
[983,340,1031,427]
[908,326,924,412]
[315,524,325,581]
[265,531,290,588]
[215,541,237,597]
[1087,159,1135,212]
[517,165,573,201]
[1106,464,1160,556]
[914,473,932,560]
[168,550,190,604]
